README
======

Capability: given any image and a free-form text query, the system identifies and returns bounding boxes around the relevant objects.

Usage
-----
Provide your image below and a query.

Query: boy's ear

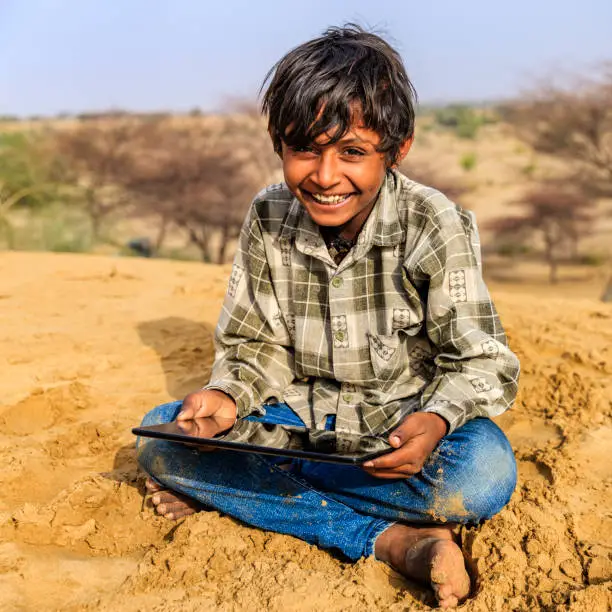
[392,136,414,167]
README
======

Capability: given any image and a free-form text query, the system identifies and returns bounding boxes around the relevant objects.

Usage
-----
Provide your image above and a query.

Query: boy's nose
[312,151,340,189]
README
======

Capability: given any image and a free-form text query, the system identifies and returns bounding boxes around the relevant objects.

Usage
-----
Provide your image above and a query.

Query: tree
[501,66,612,198]
[122,113,279,263]
[486,183,595,284]
[52,120,155,239]
[501,65,612,293]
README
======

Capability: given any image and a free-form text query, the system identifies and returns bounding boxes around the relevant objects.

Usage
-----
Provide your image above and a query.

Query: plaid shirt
[205,170,520,436]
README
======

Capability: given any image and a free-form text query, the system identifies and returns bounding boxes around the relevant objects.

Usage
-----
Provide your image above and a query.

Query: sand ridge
[0,251,610,611]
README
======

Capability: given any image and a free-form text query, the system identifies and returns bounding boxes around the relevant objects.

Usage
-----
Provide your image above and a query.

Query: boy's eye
[343,147,366,157]
[291,145,317,154]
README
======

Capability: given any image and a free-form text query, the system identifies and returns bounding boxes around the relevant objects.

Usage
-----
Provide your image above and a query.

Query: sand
[0,251,610,611]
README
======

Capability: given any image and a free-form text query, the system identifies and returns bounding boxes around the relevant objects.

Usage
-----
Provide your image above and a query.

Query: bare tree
[53,120,155,239]
[501,65,612,293]
[123,113,279,263]
[501,65,612,196]
[486,183,595,284]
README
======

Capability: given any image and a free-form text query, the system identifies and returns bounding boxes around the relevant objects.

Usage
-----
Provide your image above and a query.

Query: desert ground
[0,250,611,611]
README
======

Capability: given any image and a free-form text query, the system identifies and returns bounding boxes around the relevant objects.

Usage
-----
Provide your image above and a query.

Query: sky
[0,0,611,116]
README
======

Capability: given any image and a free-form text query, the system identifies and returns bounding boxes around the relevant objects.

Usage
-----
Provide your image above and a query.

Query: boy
[137,25,519,608]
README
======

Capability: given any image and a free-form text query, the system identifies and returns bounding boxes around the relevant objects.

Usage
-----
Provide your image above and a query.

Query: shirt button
[335,330,345,342]
[342,394,352,402]
[331,277,343,288]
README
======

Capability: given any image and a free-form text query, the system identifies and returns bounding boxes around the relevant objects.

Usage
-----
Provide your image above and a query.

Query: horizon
[0,98,509,121]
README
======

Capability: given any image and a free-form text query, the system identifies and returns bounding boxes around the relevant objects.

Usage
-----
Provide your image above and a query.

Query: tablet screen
[133,417,392,464]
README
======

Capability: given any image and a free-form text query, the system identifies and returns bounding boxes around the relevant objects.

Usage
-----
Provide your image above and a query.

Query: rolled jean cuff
[365,519,395,559]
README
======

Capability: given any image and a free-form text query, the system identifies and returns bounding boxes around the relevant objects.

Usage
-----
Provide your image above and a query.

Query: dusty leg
[145,476,202,520]
[375,524,470,609]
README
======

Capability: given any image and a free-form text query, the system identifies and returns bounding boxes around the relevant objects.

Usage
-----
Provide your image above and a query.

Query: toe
[163,501,193,514]
[145,477,164,492]
[166,506,197,520]
[157,491,186,504]
[438,594,459,609]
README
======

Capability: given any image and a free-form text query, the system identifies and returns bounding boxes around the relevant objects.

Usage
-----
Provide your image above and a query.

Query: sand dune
[0,251,610,611]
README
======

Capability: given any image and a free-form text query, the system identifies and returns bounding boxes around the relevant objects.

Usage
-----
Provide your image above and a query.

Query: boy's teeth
[312,193,349,203]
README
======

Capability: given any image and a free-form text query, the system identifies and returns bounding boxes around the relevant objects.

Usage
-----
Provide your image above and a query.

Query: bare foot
[375,524,470,608]
[145,477,202,520]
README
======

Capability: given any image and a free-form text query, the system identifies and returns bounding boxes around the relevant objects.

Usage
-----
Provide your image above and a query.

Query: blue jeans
[137,402,516,561]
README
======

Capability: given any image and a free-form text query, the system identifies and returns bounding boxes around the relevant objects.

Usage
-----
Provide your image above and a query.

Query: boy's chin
[302,208,354,229]
[298,196,357,224]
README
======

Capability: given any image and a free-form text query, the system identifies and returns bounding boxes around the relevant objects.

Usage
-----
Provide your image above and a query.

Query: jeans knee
[464,436,516,519]
[136,401,183,474]
[139,400,182,427]
[432,418,517,522]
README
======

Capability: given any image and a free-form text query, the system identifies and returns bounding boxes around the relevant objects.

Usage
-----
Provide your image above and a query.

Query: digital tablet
[132,416,393,465]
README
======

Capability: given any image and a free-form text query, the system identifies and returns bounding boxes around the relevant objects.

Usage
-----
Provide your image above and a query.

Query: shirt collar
[364,170,405,248]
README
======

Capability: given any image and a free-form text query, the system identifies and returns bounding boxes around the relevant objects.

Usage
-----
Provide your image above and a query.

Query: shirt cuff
[202,380,264,419]
[420,400,467,435]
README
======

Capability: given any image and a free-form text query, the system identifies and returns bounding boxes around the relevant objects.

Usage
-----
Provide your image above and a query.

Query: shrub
[496,242,532,257]
[433,105,485,139]
[521,162,537,178]
[460,152,477,172]
[577,252,607,266]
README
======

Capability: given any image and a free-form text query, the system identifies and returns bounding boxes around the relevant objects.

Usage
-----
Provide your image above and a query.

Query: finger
[177,394,205,420]
[176,419,199,434]
[197,443,217,453]
[362,468,414,479]
[177,404,195,421]
[363,441,421,470]
[362,462,420,476]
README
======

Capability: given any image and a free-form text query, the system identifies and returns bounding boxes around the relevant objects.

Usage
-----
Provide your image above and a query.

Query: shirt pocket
[367,331,408,383]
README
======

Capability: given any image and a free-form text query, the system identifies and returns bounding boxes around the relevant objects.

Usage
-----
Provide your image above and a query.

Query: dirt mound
[0,252,610,611]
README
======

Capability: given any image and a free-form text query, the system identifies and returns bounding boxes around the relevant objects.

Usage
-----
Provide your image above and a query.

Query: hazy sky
[1,0,611,116]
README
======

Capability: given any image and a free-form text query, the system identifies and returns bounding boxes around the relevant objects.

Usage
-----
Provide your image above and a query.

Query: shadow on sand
[137,316,216,399]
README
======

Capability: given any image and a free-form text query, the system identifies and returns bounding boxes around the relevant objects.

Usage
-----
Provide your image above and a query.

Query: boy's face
[280,120,412,240]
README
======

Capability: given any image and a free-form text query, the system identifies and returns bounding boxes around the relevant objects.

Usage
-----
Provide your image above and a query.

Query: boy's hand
[362,412,448,479]
[177,389,237,422]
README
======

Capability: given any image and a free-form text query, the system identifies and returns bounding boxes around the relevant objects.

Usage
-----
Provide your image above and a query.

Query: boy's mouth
[302,190,356,206]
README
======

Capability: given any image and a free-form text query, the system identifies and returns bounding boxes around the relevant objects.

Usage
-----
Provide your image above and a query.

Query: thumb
[389,414,418,448]
[177,392,207,421]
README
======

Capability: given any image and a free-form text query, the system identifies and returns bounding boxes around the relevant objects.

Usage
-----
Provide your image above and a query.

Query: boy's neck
[320,228,356,265]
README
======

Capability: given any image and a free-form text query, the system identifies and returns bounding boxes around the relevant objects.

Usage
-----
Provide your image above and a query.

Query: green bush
[577,253,607,266]
[433,105,486,139]
[496,243,532,257]
[459,152,477,172]
[521,162,537,178]
[1,202,93,252]
[0,132,58,207]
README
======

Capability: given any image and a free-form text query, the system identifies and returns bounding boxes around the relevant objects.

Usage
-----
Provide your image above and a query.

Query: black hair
[260,24,417,164]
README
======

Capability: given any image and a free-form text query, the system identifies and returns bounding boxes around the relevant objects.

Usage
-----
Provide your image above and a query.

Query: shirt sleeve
[203,202,296,418]
[404,197,520,434]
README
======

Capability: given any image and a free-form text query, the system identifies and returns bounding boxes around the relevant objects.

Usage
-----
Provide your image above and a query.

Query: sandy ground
[0,251,611,611]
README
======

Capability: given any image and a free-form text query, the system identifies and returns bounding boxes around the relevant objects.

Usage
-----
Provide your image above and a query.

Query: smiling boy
[137,25,520,608]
